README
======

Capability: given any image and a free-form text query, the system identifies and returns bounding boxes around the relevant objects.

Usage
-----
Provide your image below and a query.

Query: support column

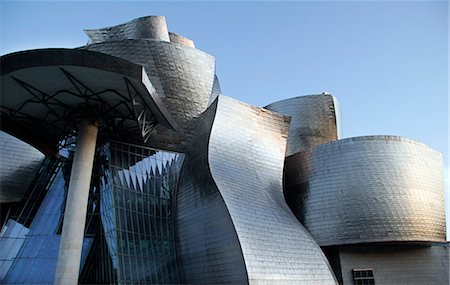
[54,121,98,285]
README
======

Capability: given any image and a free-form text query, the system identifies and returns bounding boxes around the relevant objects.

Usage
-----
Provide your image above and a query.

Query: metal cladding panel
[208,75,222,107]
[176,99,248,284]
[0,131,44,203]
[207,96,336,284]
[338,244,449,285]
[169,32,195,48]
[84,39,215,150]
[85,16,170,43]
[265,94,340,156]
[284,136,446,246]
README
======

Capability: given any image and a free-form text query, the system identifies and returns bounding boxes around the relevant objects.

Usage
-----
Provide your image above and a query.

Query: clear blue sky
[1,1,448,238]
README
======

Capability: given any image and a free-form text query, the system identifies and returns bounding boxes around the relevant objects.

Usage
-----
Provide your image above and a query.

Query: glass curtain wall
[0,155,94,284]
[99,141,184,284]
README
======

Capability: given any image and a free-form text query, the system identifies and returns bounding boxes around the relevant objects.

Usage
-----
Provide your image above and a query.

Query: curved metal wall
[0,131,44,203]
[176,99,248,284]
[84,39,215,151]
[85,16,170,44]
[176,95,337,284]
[265,94,340,156]
[284,136,446,246]
[169,32,195,48]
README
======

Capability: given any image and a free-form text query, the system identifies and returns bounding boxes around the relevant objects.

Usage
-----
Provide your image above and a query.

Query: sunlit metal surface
[284,136,446,246]
[84,37,215,152]
[176,95,337,284]
[265,94,340,156]
[85,16,170,44]
[169,32,195,48]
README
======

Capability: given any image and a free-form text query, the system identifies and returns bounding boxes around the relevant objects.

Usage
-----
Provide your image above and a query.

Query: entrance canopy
[1,49,180,156]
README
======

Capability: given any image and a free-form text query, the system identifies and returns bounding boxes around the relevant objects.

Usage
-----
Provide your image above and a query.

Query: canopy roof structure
[0,48,179,156]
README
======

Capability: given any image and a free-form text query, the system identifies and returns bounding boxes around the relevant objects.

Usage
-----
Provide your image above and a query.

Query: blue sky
[1,1,448,238]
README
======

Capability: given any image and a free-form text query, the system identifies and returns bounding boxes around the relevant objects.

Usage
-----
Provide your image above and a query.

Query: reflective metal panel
[85,16,170,44]
[209,96,337,284]
[0,131,44,202]
[176,99,248,284]
[208,75,222,107]
[265,94,340,156]
[169,32,195,48]
[84,39,215,151]
[284,136,446,246]
[176,96,337,284]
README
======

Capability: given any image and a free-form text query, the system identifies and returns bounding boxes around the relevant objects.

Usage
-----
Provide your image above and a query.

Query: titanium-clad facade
[177,96,337,284]
[209,96,337,284]
[0,131,44,203]
[169,32,195,48]
[85,16,170,43]
[83,28,216,151]
[0,15,448,285]
[176,99,248,284]
[284,136,446,246]
[265,94,341,156]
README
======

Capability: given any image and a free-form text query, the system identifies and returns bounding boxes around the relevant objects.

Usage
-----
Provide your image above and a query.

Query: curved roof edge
[84,15,170,44]
[304,135,443,157]
[1,48,181,156]
[264,93,335,109]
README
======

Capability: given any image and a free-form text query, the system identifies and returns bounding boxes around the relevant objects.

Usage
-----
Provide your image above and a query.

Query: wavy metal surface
[208,75,222,107]
[176,99,248,284]
[85,16,170,44]
[284,136,446,246]
[176,95,337,284]
[265,94,340,156]
[0,131,44,203]
[84,39,215,151]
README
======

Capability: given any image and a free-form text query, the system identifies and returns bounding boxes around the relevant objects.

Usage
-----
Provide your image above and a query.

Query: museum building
[0,16,448,285]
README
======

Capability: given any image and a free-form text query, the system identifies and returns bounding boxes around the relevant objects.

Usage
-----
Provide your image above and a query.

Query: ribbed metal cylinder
[284,135,446,246]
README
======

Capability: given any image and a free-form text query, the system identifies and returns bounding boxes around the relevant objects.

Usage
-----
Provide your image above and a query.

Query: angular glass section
[0,156,93,284]
[99,141,184,284]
